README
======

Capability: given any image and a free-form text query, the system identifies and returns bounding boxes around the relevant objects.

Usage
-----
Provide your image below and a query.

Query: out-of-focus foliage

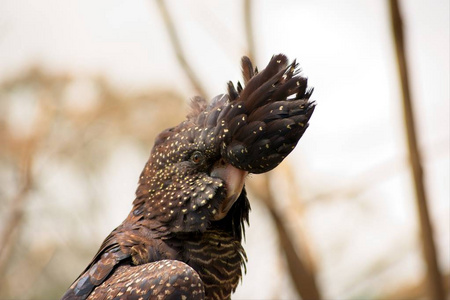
[0,68,186,299]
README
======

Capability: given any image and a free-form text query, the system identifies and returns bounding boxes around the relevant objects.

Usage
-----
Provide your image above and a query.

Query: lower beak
[210,159,248,220]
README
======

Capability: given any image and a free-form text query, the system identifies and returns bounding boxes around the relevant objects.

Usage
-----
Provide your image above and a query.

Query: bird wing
[84,260,205,300]
[61,226,131,300]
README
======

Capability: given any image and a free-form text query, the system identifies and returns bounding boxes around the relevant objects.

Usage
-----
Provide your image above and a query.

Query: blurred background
[0,0,448,299]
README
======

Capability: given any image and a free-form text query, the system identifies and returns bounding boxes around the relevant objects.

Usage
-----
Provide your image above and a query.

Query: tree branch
[389,1,445,299]
[155,0,208,98]
[248,175,322,300]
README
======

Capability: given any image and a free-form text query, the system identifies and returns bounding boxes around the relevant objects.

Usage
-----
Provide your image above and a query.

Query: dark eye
[190,151,204,164]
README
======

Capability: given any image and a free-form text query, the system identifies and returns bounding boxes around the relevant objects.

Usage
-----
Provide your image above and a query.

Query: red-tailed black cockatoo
[62,54,315,300]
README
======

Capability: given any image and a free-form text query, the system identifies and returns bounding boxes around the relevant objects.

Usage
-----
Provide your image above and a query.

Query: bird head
[134,54,315,235]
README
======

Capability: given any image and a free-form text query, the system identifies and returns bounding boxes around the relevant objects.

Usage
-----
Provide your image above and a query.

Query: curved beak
[210,159,248,220]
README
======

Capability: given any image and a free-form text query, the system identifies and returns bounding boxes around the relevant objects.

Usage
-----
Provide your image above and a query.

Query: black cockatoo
[62,54,315,300]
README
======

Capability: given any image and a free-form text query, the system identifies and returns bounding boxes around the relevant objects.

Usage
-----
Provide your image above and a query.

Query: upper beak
[210,159,248,220]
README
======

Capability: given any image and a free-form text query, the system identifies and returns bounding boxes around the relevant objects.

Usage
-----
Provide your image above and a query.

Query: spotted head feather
[134,54,314,235]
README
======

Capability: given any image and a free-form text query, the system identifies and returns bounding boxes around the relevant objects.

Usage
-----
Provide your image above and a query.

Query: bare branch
[389,1,445,299]
[155,0,208,98]
[247,175,322,300]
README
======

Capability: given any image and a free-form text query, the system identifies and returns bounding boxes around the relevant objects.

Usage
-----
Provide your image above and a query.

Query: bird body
[62,54,315,300]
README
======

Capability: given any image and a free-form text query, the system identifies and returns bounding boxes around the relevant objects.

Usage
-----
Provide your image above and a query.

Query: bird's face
[135,102,248,233]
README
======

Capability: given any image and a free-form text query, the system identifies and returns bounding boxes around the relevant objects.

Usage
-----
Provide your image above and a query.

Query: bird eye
[190,151,204,164]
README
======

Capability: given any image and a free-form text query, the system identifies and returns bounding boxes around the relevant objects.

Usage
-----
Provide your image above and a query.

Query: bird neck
[210,188,250,242]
